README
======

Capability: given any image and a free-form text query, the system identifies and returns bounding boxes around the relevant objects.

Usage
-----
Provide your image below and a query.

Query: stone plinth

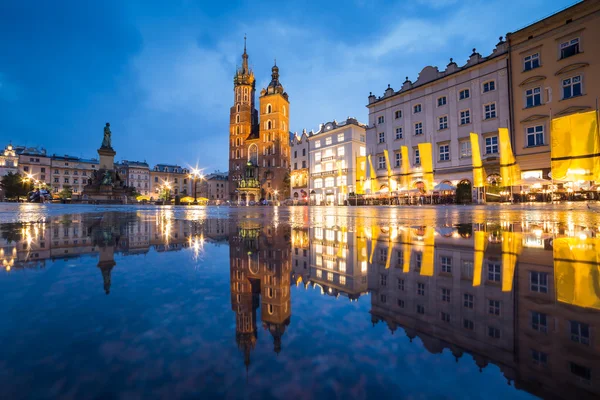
[98,147,116,170]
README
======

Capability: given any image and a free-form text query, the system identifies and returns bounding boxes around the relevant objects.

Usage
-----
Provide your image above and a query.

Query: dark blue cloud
[0,0,574,170]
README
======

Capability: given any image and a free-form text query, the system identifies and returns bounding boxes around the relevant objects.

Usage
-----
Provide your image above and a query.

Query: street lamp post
[189,169,204,205]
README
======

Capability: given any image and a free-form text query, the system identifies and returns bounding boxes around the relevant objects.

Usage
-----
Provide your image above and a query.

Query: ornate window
[248,144,258,165]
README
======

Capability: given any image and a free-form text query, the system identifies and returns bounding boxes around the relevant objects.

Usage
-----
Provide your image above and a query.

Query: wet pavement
[1,203,599,399]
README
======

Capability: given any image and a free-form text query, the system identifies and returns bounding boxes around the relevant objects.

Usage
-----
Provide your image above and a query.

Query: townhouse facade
[117,160,150,195]
[308,118,367,206]
[290,130,309,201]
[507,1,600,179]
[199,171,229,202]
[150,164,191,198]
[49,155,99,194]
[15,146,52,188]
[366,40,510,197]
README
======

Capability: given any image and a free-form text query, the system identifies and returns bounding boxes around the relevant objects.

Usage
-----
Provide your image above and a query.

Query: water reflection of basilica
[233,216,600,399]
[3,213,599,398]
[229,220,291,368]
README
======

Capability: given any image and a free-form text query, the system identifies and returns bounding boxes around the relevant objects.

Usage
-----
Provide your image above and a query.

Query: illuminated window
[339,276,346,285]
[460,141,472,158]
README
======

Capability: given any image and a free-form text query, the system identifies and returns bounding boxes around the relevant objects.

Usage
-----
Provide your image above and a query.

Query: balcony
[236,179,260,189]
[321,156,336,162]
[311,168,348,177]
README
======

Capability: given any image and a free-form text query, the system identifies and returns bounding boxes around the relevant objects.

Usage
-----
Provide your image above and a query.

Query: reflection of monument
[97,245,116,295]
[230,221,291,367]
[82,122,134,202]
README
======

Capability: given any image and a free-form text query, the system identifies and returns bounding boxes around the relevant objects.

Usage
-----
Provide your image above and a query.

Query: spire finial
[274,58,277,67]
[244,34,247,53]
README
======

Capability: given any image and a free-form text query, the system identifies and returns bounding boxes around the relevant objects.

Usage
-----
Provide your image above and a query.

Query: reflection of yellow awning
[136,195,151,201]
[420,227,435,276]
[368,225,379,264]
[554,237,600,310]
[502,231,522,292]
[385,225,394,269]
[402,231,412,273]
[473,231,487,286]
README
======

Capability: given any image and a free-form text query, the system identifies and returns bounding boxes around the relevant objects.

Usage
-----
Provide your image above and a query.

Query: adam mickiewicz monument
[82,122,134,202]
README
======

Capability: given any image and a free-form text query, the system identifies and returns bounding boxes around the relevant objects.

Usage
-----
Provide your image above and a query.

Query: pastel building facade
[366,41,510,196]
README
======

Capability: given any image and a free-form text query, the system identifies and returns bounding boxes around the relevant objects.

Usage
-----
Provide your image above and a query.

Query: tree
[0,172,32,201]
[57,185,73,200]
[282,172,290,199]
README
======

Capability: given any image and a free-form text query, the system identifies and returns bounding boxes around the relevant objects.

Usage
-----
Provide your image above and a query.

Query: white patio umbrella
[516,176,551,186]
[433,182,457,191]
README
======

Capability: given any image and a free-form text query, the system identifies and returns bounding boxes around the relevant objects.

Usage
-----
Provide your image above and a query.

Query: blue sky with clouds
[0,0,577,171]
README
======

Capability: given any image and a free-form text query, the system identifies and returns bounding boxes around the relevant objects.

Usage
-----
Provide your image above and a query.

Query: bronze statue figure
[102,122,112,149]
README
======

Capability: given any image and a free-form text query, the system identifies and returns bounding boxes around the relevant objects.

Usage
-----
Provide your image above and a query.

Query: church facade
[228,40,291,203]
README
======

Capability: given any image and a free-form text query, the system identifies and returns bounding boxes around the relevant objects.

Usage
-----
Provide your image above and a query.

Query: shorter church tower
[257,62,291,201]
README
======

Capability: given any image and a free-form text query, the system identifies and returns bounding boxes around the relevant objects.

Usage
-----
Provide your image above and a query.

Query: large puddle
[1,204,599,399]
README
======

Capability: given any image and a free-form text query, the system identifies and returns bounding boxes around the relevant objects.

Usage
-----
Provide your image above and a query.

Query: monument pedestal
[98,147,116,170]
[81,122,134,203]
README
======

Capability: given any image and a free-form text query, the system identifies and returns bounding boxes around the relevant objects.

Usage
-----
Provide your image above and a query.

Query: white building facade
[308,118,367,206]
[290,130,310,202]
[117,160,150,195]
[366,40,509,199]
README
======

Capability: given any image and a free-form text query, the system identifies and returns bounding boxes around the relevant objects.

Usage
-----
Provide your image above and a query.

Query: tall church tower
[229,37,258,197]
[258,62,291,200]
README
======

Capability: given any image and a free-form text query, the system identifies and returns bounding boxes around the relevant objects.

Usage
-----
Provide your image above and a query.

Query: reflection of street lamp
[163,182,172,201]
[273,189,279,204]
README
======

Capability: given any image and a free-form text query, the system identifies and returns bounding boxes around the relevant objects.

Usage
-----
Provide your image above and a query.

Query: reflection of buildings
[229,221,291,367]
[367,222,600,398]
[303,215,369,300]
[0,213,228,294]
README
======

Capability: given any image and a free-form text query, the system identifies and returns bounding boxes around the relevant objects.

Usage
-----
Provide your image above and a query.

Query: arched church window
[236,126,240,135]
[236,149,240,159]
[248,144,258,165]
[283,106,286,116]
[267,120,272,130]
[236,115,240,123]
[236,138,240,146]
[237,104,240,112]
[267,104,272,114]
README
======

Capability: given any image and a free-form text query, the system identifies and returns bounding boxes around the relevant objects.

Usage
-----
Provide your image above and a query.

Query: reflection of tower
[260,224,291,354]
[230,221,291,365]
[97,245,116,295]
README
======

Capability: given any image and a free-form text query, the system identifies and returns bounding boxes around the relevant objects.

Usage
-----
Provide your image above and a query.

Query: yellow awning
[551,110,600,181]
[470,133,486,188]
[356,155,367,194]
[401,146,410,188]
[418,143,434,192]
[499,128,521,187]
